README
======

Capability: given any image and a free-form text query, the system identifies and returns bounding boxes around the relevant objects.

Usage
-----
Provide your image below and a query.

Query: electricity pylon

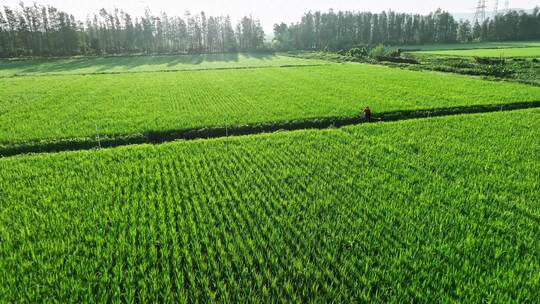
[474,0,487,24]
[474,0,509,23]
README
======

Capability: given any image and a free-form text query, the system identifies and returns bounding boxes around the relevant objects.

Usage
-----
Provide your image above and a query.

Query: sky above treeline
[3,0,539,31]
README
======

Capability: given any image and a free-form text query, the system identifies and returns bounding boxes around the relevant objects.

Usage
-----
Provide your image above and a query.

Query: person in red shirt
[363,107,372,122]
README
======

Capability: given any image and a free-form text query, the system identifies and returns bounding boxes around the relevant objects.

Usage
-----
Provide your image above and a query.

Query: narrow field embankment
[2,101,539,158]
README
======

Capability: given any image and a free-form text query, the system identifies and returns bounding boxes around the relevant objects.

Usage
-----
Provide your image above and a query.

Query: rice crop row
[400,40,540,51]
[0,53,328,77]
[1,109,539,302]
[1,64,539,149]
[414,46,540,58]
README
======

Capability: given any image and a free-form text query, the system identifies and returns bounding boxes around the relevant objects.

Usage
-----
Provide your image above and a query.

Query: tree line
[465,9,540,42]
[1,3,539,58]
[0,3,265,57]
[273,8,540,51]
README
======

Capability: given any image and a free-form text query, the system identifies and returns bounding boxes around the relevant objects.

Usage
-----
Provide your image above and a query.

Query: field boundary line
[1,101,539,158]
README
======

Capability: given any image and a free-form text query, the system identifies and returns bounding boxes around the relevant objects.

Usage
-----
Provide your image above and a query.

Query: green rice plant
[414,47,540,58]
[0,109,539,302]
[1,64,539,150]
[399,41,540,51]
[0,53,328,77]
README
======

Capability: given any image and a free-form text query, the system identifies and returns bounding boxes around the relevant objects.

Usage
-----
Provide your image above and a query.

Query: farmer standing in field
[363,106,372,122]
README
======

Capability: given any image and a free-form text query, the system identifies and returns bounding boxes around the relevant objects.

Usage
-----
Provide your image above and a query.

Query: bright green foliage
[400,41,540,51]
[1,64,539,147]
[415,47,540,58]
[1,110,539,302]
[0,53,327,77]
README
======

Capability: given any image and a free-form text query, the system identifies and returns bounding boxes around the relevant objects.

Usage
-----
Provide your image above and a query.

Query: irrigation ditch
[1,101,539,158]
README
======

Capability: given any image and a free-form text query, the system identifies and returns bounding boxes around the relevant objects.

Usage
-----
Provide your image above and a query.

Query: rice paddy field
[414,46,540,58]
[1,51,540,302]
[1,109,539,302]
[1,64,539,150]
[0,53,328,77]
[400,41,540,51]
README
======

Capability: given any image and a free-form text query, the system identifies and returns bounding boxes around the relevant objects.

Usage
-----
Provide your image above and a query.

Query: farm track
[0,63,331,78]
[2,100,539,158]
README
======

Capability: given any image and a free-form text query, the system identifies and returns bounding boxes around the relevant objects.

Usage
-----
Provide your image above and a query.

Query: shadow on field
[1,101,539,158]
[0,52,276,75]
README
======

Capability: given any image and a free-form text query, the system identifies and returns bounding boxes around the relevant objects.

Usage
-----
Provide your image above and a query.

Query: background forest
[0,3,539,57]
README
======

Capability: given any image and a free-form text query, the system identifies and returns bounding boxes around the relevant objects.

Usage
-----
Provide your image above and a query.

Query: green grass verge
[1,64,539,148]
[414,47,540,58]
[1,109,539,302]
[0,53,328,77]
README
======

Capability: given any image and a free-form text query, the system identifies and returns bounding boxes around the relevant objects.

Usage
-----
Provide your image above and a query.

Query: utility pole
[95,124,101,149]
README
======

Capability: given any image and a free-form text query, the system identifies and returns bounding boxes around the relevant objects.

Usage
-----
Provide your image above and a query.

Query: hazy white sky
[4,0,539,31]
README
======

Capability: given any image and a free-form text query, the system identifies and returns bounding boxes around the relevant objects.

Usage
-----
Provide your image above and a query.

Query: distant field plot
[0,53,328,77]
[414,47,540,58]
[1,64,539,149]
[400,41,540,51]
[1,109,539,302]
